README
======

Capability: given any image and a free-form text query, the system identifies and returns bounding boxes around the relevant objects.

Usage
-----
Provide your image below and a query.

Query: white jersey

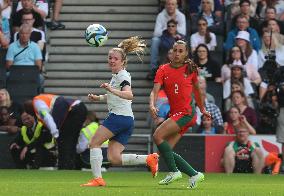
[107,69,133,118]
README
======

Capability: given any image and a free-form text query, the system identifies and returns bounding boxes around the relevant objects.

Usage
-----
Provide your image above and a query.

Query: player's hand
[20,146,28,160]
[100,83,112,92]
[149,105,159,119]
[88,93,100,101]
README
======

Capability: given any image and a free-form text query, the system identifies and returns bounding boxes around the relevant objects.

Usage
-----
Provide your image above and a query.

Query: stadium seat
[6,66,40,103]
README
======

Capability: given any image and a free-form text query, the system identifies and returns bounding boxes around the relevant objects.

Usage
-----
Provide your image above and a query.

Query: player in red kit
[149,40,211,188]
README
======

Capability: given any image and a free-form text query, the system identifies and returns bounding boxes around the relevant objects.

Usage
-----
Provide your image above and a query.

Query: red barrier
[205,135,234,172]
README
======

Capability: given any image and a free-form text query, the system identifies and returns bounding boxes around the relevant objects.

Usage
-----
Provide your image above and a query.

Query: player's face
[108,50,124,73]
[172,44,187,64]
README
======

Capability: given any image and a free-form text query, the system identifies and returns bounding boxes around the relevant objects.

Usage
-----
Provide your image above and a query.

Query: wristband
[99,95,105,101]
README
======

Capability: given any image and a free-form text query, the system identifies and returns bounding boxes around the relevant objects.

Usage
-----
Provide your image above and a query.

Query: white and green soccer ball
[85,24,108,47]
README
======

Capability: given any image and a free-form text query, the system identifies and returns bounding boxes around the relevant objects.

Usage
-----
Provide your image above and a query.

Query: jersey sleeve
[154,66,164,85]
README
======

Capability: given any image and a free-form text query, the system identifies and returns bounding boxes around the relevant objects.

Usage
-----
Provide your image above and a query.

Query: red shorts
[169,111,197,135]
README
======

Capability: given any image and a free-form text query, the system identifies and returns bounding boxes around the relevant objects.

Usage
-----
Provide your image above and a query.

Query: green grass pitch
[0,170,284,196]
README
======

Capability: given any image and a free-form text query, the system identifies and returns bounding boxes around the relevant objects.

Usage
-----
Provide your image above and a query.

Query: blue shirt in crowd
[6,40,42,65]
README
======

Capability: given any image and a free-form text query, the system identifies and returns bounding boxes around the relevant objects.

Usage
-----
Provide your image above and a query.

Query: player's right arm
[149,83,161,119]
[88,94,107,101]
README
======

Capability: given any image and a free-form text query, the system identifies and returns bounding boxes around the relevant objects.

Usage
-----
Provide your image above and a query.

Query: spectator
[223,63,255,100]
[9,111,56,169]
[23,94,87,169]
[147,0,186,80]
[76,111,109,169]
[187,0,223,17]
[11,0,44,33]
[191,0,224,35]
[14,12,45,51]
[266,19,284,44]
[231,90,258,128]
[0,106,21,134]
[197,114,219,134]
[193,44,221,82]
[224,80,254,112]
[198,75,215,104]
[224,15,261,52]
[222,46,245,83]
[159,19,185,64]
[225,0,258,20]
[0,88,23,122]
[222,127,263,173]
[258,6,284,35]
[0,0,11,19]
[190,17,217,52]
[48,0,65,30]
[258,31,284,69]
[196,83,224,132]
[76,111,107,154]
[231,0,259,30]
[14,11,46,52]
[224,106,256,135]
[257,83,279,134]
[17,0,48,20]
[0,8,10,48]
[6,24,44,91]
[235,31,258,72]
[221,46,261,85]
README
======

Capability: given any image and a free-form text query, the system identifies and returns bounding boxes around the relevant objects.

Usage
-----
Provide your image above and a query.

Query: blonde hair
[0,89,12,107]
[110,36,146,67]
[261,31,280,52]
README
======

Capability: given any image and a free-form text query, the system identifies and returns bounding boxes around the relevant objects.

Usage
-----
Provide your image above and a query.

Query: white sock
[121,154,147,166]
[90,148,103,178]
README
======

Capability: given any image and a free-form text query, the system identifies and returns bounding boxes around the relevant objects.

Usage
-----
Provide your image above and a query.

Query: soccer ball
[85,24,108,47]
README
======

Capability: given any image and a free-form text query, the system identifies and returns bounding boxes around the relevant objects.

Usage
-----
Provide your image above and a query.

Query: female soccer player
[149,40,211,188]
[81,37,158,187]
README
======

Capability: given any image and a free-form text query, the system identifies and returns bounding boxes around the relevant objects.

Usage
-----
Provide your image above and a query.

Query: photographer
[258,56,284,172]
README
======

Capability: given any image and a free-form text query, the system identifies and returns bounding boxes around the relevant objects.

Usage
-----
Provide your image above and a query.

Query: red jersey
[154,63,198,115]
